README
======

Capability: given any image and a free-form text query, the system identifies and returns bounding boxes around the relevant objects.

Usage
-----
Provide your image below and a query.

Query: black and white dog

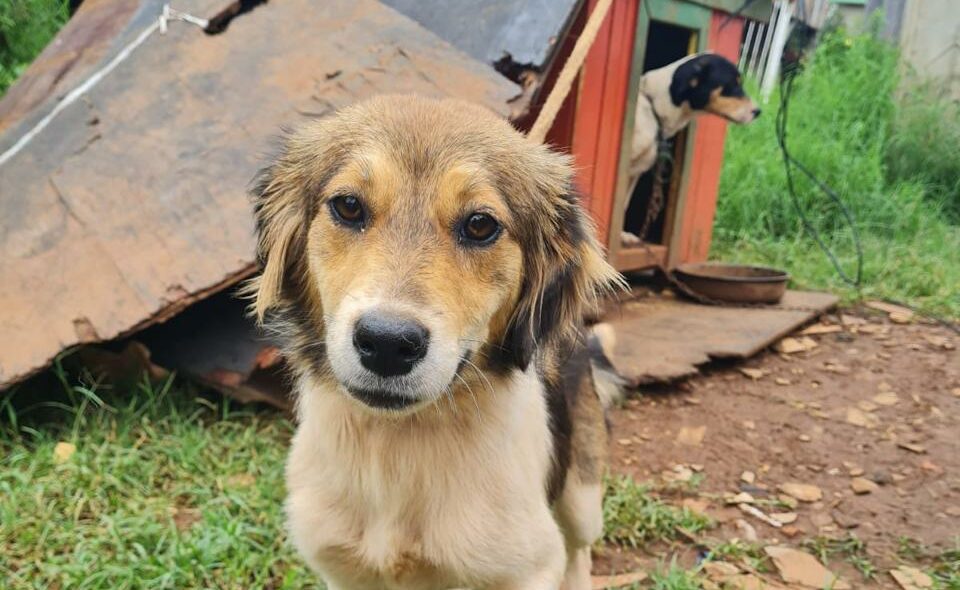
[623,52,760,245]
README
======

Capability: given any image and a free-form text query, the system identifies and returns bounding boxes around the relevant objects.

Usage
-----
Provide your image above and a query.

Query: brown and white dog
[248,95,624,589]
[623,52,760,245]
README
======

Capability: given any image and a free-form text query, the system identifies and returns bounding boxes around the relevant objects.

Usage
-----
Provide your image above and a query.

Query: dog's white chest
[284,373,561,589]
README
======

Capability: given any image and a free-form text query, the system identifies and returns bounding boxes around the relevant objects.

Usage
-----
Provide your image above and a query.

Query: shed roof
[0,0,515,388]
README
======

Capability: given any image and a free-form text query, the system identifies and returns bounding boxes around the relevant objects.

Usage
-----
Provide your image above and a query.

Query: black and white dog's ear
[669,56,712,108]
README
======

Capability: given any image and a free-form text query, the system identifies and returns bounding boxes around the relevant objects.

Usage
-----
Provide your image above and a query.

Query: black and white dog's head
[668,53,760,124]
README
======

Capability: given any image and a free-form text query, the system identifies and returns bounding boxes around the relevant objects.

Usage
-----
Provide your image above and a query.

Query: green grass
[602,474,712,548]
[715,25,960,318]
[648,559,703,590]
[0,363,316,589]
[802,534,878,581]
[0,0,69,95]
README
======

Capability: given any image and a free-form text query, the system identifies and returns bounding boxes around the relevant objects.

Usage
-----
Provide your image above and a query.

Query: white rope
[0,4,208,168]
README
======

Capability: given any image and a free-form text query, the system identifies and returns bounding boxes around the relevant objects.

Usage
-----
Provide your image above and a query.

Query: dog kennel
[528,0,773,273]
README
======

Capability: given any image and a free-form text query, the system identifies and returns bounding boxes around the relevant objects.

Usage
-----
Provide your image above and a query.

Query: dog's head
[249,95,620,413]
[669,53,760,124]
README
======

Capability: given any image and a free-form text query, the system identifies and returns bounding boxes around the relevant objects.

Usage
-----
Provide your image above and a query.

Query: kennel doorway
[607,0,712,273]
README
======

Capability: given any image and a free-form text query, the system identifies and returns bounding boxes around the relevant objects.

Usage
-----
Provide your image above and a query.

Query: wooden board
[0,0,516,388]
[600,290,839,385]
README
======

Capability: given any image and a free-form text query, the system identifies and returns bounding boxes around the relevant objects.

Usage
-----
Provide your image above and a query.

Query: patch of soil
[596,308,960,587]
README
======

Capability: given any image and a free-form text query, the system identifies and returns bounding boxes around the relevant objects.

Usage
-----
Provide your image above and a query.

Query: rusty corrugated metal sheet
[0,0,516,388]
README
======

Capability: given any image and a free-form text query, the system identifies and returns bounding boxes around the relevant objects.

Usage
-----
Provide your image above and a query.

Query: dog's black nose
[752,108,762,118]
[353,313,429,377]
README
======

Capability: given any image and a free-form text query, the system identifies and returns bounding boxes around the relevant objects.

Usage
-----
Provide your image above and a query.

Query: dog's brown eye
[459,212,501,245]
[329,195,365,227]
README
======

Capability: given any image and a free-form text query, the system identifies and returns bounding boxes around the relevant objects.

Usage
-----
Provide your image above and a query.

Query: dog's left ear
[670,56,712,108]
[501,151,625,369]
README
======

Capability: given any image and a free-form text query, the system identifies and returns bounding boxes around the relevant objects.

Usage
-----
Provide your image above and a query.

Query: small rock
[890,311,913,324]
[798,434,812,442]
[740,368,767,380]
[53,441,76,464]
[945,506,960,517]
[735,518,758,542]
[920,460,942,474]
[801,323,842,336]
[676,425,706,446]
[771,512,798,524]
[729,492,756,505]
[897,442,927,454]
[849,467,865,477]
[857,401,878,412]
[741,471,756,484]
[690,463,705,472]
[775,377,791,386]
[781,525,802,538]
[616,438,633,446]
[777,336,819,354]
[873,391,900,406]
[889,566,933,590]
[810,512,835,528]
[765,546,850,589]
[663,464,694,483]
[703,561,741,578]
[851,477,879,494]
[846,407,879,428]
[681,498,711,517]
[779,482,823,502]
[743,419,756,430]
[872,470,894,485]
[952,387,960,398]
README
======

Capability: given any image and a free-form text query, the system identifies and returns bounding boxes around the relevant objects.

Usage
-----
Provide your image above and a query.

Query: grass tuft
[602,474,712,548]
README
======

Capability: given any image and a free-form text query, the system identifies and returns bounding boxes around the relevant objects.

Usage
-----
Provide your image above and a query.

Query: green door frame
[608,0,712,264]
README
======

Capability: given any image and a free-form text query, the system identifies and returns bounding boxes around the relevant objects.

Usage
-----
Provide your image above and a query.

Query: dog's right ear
[249,159,307,322]
[669,55,711,108]
[247,122,339,323]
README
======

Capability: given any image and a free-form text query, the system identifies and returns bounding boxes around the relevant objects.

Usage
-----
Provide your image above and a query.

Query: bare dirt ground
[594,306,960,588]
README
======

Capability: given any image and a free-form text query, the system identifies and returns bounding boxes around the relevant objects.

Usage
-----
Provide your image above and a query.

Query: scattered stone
[846,407,879,428]
[851,477,879,494]
[849,467,865,477]
[690,463,705,472]
[873,391,900,406]
[740,503,783,528]
[824,361,851,374]
[831,509,860,529]
[741,471,756,484]
[866,300,913,318]
[591,571,649,589]
[945,506,960,517]
[735,518,759,541]
[857,400,879,412]
[616,438,633,446]
[703,561,741,578]
[779,483,823,503]
[743,419,756,430]
[676,425,707,446]
[923,335,955,350]
[729,492,756,505]
[777,336,819,354]
[920,460,942,474]
[952,387,960,398]
[663,464,694,483]
[740,368,767,380]
[801,323,843,336]
[798,434,812,442]
[775,377,791,386]
[53,441,76,464]
[682,498,711,517]
[897,442,927,454]
[781,525,802,538]
[890,311,914,324]
[889,566,933,590]
[765,546,850,589]
[771,512,798,524]
[810,512,835,528]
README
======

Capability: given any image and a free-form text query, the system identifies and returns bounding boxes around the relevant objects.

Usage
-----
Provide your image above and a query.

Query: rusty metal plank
[600,290,839,385]
[0,0,517,388]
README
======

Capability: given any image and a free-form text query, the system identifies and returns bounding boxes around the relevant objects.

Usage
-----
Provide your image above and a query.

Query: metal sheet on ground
[0,0,516,388]
[601,290,839,385]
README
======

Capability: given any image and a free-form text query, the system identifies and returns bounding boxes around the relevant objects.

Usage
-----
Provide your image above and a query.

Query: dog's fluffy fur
[624,52,758,245]
[249,95,624,589]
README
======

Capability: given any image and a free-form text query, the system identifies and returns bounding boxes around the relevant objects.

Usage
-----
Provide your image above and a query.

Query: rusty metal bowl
[673,263,789,304]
